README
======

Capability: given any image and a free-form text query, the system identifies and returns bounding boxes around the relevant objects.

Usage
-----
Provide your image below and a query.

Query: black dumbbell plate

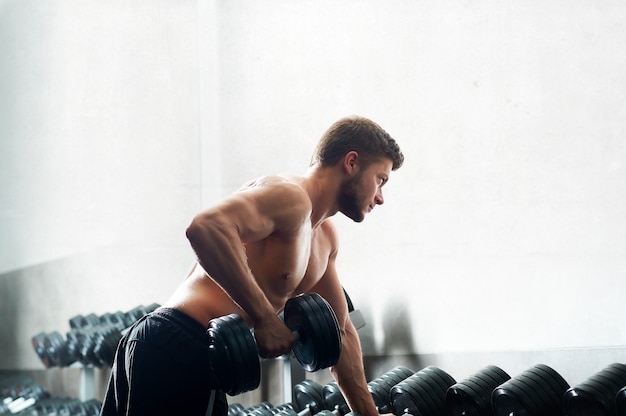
[284,293,341,372]
[207,314,260,395]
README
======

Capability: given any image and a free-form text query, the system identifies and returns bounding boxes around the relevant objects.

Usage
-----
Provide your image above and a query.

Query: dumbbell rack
[30,304,161,407]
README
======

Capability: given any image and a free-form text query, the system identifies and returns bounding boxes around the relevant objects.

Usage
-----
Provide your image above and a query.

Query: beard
[338,173,366,223]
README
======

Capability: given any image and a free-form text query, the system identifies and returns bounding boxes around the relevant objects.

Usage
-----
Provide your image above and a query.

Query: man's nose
[375,190,384,205]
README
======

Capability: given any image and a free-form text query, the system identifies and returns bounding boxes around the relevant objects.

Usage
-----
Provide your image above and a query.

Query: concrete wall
[1,0,624,403]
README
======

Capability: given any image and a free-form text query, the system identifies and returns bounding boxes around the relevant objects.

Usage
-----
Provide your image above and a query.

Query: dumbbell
[446,365,511,416]
[31,331,75,367]
[32,304,157,368]
[228,403,246,416]
[0,380,49,415]
[207,293,342,396]
[563,362,626,416]
[291,380,328,416]
[323,382,349,415]
[368,366,415,413]
[67,303,159,367]
[321,366,415,415]
[234,401,274,416]
[390,366,457,416]
[33,397,102,416]
[67,310,126,367]
[491,364,570,416]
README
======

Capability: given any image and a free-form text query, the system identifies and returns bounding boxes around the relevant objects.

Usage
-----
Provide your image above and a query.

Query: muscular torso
[164,177,335,327]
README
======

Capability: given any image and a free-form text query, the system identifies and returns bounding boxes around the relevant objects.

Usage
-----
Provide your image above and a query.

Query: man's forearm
[330,322,379,416]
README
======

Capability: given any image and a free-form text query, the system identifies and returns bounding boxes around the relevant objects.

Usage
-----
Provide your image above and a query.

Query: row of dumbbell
[227,401,357,416]
[234,363,626,416]
[0,378,100,416]
[31,304,160,368]
[0,379,49,415]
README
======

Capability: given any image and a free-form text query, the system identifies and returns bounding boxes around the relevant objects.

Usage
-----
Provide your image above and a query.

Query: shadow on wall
[380,301,416,355]
[359,300,424,380]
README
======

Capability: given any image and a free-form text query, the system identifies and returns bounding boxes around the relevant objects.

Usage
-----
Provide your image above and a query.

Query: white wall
[1,0,624,381]
[0,0,203,368]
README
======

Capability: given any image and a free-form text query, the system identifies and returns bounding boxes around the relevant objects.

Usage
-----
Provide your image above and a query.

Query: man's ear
[343,151,359,175]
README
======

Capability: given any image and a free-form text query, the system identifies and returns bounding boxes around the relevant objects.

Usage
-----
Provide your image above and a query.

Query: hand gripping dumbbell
[207,293,342,396]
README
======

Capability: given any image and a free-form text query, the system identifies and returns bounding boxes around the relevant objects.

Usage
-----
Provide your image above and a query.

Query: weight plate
[472,372,501,398]
[368,380,392,413]
[304,293,342,370]
[581,378,616,411]
[368,367,413,413]
[271,403,295,415]
[399,369,438,411]
[420,375,449,415]
[423,366,456,396]
[411,373,445,415]
[446,385,482,416]
[394,366,417,380]
[226,316,258,395]
[210,315,241,395]
[285,293,341,372]
[249,408,273,416]
[391,376,430,416]
[450,382,488,416]
[293,380,325,413]
[273,410,297,416]
[31,333,50,367]
[564,383,609,416]
[207,314,260,395]
[516,372,560,414]
[471,367,509,413]
[531,364,571,413]
[525,366,568,409]
[323,381,348,413]
[476,365,511,387]
[461,378,492,413]
[530,368,571,414]
[370,366,410,395]
[286,296,322,371]
[513,375,551,414]
[492,387,533,416]
[585,374,618,399]
[406,373,440,415]
[595,366,626,392]
[422,366,458,414]
[390,378,430,416]
[492,378,540,416]
[533,364,570,392]
[482,365,511,385]
[228,403,245,416]
[603,363,626,380]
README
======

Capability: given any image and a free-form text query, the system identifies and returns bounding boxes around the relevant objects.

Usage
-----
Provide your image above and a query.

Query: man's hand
[253,314,295,358]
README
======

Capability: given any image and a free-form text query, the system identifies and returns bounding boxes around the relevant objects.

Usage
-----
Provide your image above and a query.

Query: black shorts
[100,308,227,416]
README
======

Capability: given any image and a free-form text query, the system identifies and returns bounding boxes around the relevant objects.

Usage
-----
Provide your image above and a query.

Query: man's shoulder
[240,174,304,191]
[239,175,309,204]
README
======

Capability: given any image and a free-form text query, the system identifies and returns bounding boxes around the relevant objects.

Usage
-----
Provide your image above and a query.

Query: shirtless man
[100,116,404,416]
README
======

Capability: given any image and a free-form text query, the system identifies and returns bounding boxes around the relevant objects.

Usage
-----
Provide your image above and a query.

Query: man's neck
[301,165,342,228]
